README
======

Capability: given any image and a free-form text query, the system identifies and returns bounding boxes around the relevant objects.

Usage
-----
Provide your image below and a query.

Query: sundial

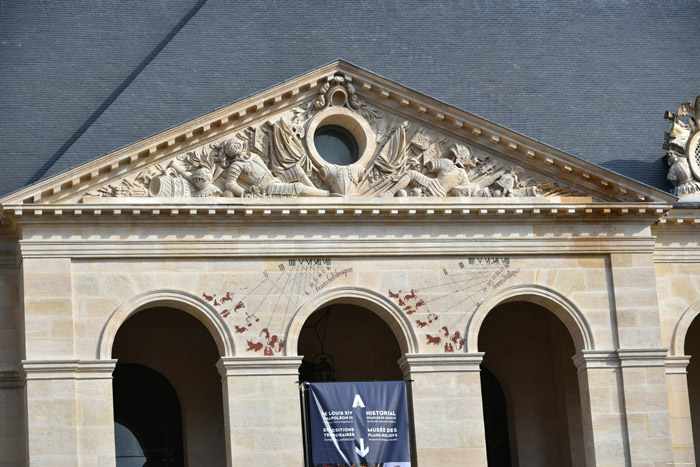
[386,257,520,352]
[201,258,352,355]
[200,256,520,355]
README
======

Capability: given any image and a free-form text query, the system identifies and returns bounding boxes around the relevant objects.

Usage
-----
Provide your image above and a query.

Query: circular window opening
[313,125,359,166]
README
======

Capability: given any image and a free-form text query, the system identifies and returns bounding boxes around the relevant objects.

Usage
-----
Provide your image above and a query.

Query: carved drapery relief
[84,73,579,200]
[664,95,700,199]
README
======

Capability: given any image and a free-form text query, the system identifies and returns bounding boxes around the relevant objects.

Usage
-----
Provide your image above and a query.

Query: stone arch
[671,298,700,356]
[284,286,419,356]
[98,289,235,360]
[465,284,594,353]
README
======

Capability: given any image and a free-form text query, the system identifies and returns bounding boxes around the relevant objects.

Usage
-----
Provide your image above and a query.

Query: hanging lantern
[312,352,336,382]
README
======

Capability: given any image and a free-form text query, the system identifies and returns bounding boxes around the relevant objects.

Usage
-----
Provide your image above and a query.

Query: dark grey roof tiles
[2,0,700,196]
[0,0,201,195]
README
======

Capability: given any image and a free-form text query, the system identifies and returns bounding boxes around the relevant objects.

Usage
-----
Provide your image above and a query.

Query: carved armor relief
[665,95,700,201]
[83,72,585,201]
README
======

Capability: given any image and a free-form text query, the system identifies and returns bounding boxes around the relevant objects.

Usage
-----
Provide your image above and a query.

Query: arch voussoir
[465,284,594,353]
[98,289,235,360]
[284,286,419,356]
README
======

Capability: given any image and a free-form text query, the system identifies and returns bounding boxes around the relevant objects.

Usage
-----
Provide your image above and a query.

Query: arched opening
[297,304,404,382]
[111,307,226,466]
[478,301,586,467]
[685,314,700,460]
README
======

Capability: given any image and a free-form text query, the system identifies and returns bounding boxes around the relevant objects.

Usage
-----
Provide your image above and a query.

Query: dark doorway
[685,314,700,461]
[478,301,586,467]
[481,366,512,466]
[113,363,184,466]
[111,307,226,465]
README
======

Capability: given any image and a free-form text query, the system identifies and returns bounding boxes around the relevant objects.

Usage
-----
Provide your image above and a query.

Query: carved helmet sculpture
[664,95,700,198]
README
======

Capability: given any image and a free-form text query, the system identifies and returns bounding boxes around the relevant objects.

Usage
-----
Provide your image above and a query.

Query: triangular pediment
[0,61,674,206]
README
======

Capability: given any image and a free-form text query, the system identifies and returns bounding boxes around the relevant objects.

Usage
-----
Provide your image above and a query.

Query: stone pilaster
[665,356,695,464]
[217,356,304,466]
[574,350,676,467]
[618,349,674,466]
[608,253,664,349]
[21,359,117,467]
[573,350,629,467]
[399,353,487,466]
[605,252,675,465]
[21,258,74,361]
[74,360,118,467]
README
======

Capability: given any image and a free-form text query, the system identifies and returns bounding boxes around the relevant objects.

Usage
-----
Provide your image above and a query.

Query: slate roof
[1,0,699,197]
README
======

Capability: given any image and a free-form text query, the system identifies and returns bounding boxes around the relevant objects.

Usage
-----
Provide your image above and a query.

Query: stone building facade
[1,62,699,466]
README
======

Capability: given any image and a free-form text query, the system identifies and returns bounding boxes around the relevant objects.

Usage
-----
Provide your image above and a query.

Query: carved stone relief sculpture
[380,142,473,197]
[83,73,578,201]
[664,95,700,200]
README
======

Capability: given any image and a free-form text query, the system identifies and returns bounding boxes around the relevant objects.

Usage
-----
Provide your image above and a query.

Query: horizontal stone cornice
[16,236,657,259]
[573,349,670,371]
[665,355,692,375]
[19,359,117,382]
[654,206,700,227]
[573,350,620,370]
[2,200,671,223]
[617,349,669,367]
[4,200,668,261]
[398,353,484,375]
[654,248,700,263]
[216,356,303,378]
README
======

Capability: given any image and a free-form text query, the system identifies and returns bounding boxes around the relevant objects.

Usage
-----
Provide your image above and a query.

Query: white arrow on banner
[355,438,369,457]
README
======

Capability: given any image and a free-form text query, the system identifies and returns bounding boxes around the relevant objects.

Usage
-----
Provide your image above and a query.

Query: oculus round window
[313,125,359,166]
[689,132,700,179]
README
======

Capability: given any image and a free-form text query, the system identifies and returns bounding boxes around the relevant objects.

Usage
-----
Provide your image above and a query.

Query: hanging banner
[308,381,411,467]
